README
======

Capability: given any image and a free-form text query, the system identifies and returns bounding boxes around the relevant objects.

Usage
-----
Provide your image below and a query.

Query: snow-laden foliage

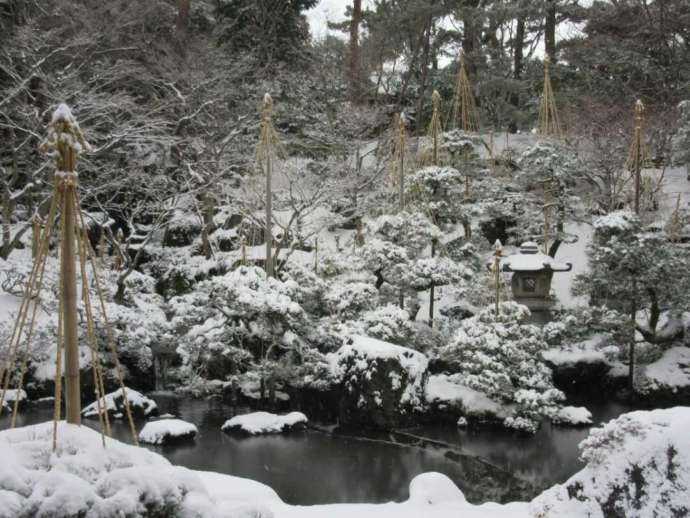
[574,210,690,344]
[671,100,690,168]
[170,266,309,381]
[437,302,564,432]
[531,407,690,517]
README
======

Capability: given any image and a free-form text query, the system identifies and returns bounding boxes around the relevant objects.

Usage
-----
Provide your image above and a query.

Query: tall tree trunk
[544,0,557,63]
[348,0,362,102]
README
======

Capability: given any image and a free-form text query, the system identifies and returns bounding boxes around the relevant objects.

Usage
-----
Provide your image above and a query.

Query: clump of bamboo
[449,50,479,132]
[538,57,562,137]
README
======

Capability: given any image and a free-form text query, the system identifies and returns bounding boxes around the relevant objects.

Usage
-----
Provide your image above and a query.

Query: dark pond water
[2,395,632,505]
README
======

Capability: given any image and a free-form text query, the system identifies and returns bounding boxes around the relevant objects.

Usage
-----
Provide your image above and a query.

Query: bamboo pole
[494,240,502,315]
[398,113,406,310]
[628,99,644,399]
[57,130,81,425]
[428,91,441,328]
[263,94,275,278]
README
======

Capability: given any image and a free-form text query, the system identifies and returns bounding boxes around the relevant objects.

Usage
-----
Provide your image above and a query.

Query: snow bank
[82,387,158,419]
[542,335,615,366]
[222,412,308,435]
[408,472,466,504]
[2,388,27,403]
[639,346,690,392]
[531,407,690,517]
[552,406,592,426]
[0,421,270,518]
[139,418,198,445]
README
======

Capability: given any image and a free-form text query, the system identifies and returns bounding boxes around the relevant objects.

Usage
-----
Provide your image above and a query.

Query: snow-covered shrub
[359,304,414,346]
[323,281,378,318]
[437,301,564,432]
[531,407,690,517]
[170,266,310,382]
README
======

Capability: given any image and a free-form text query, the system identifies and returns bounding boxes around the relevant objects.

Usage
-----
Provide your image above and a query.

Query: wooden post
[428,91,441,328]
[398,112,406,210]
[31,215,41,258]
[313,237,318,273]
[263,94,275,278]
[633,100,643,214]
[58,131,81,425]
[398,113,406,310]
[494,240,502,315]
[629,100,644,399]
[241,235,247,265]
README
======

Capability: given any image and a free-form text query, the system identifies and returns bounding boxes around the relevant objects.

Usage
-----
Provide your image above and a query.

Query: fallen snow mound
[530,407,690,518]
[139,418,198,445]
[82,387,158,419]
[408,472,466,505]
[222,412,308,435]
[552,406,592,426]
[0,421,272,518]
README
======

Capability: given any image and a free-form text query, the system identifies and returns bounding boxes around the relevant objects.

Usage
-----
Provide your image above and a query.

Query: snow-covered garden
[2,0,690,516]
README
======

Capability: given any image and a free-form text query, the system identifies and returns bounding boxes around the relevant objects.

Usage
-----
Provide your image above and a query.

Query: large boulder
[332,335,428,429]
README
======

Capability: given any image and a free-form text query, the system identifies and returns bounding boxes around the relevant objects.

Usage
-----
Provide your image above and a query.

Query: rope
[538,57,562,137]
[81,229,112,438]
[52,255,64,452]
[448,50,479,132]
[0,188,59,417]
[73,191,139,445]
[76,225,109,447]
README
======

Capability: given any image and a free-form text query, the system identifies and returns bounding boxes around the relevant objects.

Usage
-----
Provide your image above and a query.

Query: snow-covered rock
[331,335,428,429]
[0,421,271,518]
[637,346,690,403]
[530,407,690,517]
[82,387,158,420]
[138,418,198,445]
[425,373,508,422]
[408,472,466,505]
[222,412,308,435]
[552,406,593,426]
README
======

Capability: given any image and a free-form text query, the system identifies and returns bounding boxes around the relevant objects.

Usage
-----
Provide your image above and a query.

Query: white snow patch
[222,412,308,435]
[138,419,198,445]
[553,406,593,426]
[426,374,507,418]
[82,388,157,418]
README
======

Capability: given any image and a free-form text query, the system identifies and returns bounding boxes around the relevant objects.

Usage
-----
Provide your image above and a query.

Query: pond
[2,394,632,505]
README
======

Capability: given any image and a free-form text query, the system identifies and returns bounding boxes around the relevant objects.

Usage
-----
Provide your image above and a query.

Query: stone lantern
[499,242,572,310]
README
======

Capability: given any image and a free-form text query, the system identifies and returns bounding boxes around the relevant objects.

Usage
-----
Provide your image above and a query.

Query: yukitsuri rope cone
[0,104,139,451]
[449,50,479,132]
[626,100,646,214]
[256,93,285,278]
[538,57,562,137]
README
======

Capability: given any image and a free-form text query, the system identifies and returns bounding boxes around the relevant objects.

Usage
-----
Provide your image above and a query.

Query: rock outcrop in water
[332,336,429,429]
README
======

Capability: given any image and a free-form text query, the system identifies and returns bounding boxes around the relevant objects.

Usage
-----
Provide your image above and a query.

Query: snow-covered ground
[3,407,688,517]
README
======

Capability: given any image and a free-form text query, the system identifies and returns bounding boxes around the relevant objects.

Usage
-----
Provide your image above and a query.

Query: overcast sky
[306,0,372,41]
